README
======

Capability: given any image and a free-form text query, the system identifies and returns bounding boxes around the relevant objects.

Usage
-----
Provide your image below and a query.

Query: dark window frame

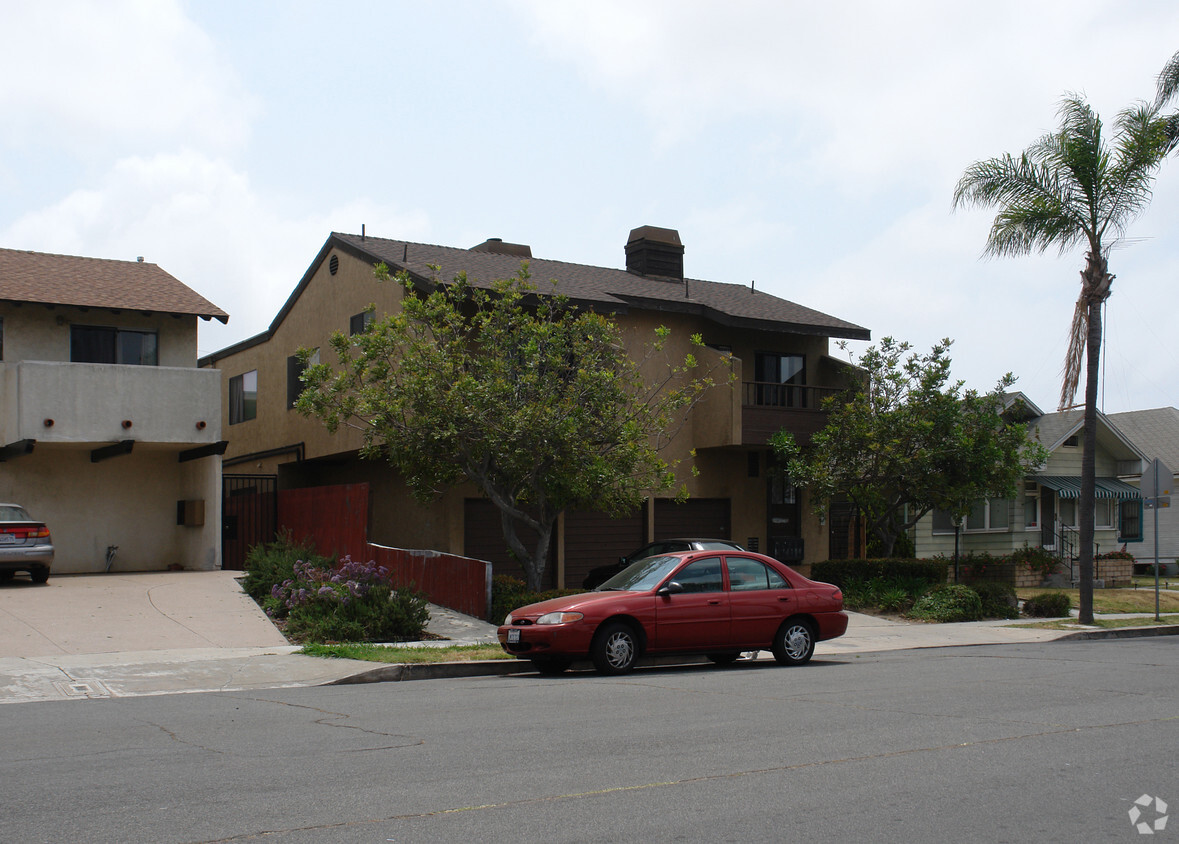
[229,370,258,425]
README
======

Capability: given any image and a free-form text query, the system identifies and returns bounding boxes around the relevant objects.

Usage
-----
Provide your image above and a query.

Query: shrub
[971,581,1019,619]
[810,558,949,589]
[839,575,926,613]
[1010,546,1059,581]
[272,556,430,643]
[241,530,332,604]
[907,584,984,623]
[1022,591,1072,618]
[490,574,584,624]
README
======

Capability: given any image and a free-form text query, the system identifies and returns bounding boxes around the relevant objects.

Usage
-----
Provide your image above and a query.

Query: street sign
[1141,458,1173,499]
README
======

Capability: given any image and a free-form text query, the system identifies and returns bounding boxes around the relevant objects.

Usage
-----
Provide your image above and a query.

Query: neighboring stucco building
[0,248,228,574]
[1107,407,1179,575]
[914,394,1145,582]
[200,227,871,588]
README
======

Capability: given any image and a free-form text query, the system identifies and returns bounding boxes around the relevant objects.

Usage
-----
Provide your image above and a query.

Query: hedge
[810,558,949,588]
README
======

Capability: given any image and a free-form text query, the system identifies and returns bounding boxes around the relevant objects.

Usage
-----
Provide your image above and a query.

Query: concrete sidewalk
[1,571,1175,704]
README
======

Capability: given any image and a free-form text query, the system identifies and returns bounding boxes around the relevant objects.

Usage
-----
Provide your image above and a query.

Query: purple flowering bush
[271,556,430,643]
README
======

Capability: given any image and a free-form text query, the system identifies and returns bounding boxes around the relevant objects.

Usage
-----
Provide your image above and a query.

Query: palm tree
[1156,50,1179,152]
[953,96,1170,623]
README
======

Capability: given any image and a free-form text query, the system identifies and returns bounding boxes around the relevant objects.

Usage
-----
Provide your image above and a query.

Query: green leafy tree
[296,264,724,590]
[953,95,1170,622]
[770,338,1045,558]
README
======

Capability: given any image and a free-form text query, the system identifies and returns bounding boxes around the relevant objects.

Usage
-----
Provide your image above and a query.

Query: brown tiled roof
[328,233,870,340]
[0,248,228,322]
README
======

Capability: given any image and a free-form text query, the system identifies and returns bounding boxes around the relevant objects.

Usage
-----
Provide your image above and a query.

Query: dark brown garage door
[562,508,645,589]
[653,498,731,542]
[464,499,556,588]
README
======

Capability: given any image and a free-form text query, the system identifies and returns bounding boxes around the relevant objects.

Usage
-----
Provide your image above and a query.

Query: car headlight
[536,611,584,625]
[504,613,514,625]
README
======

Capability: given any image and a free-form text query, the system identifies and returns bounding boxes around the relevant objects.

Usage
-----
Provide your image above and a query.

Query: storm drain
[53,679,112,699]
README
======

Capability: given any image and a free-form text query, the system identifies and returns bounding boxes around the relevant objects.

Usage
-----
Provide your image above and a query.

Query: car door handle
[778,596,791,601]
[708,599,722,605]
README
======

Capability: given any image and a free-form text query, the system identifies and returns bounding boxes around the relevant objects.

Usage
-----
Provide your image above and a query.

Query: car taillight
[30,525,50,540]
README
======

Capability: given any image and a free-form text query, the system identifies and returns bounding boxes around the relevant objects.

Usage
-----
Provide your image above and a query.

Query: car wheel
[531,657,572,675]
[707,652,741,665]
[591,621,638,675]
[30,567,50,585]
[772,618,815,666]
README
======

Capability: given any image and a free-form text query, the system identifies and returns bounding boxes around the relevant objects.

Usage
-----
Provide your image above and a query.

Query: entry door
[1041,492,1057,549]
[767,471,803,564]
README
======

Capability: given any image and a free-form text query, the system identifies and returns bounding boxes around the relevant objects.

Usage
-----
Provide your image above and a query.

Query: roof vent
[470,238,532,258]
[625,226,683,280]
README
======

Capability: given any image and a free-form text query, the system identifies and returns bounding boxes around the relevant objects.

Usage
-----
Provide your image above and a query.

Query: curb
[320,625,1179,685]
[1053,624,1179,642]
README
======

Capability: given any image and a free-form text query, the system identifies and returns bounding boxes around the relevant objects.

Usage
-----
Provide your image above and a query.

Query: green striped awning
[1034,475,1141,500]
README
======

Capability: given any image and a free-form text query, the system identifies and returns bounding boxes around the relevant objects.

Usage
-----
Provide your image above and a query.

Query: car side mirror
[657,581,684,597]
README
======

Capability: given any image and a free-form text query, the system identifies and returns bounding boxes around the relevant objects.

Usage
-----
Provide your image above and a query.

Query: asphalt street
[2,637,1175,843]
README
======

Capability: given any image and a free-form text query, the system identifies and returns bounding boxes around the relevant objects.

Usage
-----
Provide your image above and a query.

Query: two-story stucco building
[0,248,228,574]
[200,226,871,588]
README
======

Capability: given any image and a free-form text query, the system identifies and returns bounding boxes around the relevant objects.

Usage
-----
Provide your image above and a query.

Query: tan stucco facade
[204,236,864,585]
[1,300,223,573]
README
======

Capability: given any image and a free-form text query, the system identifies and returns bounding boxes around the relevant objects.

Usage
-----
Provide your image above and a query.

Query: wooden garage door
[562,508,645,589]
[463,499,556,588]
[653,498,731,542]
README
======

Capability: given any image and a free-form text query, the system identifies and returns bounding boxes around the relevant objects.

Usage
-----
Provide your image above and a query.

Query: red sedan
[497,550,847,675]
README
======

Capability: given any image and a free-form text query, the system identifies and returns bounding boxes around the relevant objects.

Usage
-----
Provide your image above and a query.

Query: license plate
[507,629,521,644]
[0,534,15,545]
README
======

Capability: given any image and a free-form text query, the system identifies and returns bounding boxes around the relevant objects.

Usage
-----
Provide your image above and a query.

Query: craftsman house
[0,248,228,573]
[913,394,1145,584]
[200,227,871,588]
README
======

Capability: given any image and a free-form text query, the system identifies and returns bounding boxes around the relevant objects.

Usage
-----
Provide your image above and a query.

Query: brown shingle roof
[0,248,228,322]
[331,233,870,340]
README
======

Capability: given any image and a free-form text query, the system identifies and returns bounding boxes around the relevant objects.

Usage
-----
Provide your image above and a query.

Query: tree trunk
[499,507,555,592]
[1077,294,1104,624]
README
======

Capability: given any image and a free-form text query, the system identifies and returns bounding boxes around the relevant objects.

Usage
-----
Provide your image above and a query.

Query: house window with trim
[1058,498,1077,527]
[1119,499,1144,542]
[287,349,319,408]
[229,370,257,424]
[70,325,158,365]
[931,509,957,535]
[754,352,806,408]
[964,498,1011,532]
[1094,498,1114,529]
[350,311,374,336]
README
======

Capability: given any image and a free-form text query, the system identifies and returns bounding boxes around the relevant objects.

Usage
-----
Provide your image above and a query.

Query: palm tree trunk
[1077,293,1104,625]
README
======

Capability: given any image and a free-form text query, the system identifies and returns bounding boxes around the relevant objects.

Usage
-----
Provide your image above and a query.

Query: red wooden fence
[276,483,492,620]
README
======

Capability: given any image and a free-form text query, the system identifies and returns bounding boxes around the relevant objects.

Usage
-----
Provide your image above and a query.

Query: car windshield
[597,555,684,592]
[0,505,31,521]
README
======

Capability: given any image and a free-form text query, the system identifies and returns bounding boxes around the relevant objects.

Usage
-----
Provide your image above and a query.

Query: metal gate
[222,474,277,571]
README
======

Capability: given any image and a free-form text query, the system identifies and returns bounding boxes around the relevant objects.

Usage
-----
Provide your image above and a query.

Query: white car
[0,503,54,584]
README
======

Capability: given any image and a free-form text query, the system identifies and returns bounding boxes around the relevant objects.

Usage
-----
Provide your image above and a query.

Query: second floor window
[229,370,258,424]
[71,325,158,365]
[754,352,806,408]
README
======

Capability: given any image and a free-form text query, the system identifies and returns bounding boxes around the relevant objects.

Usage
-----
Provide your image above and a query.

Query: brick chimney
[625,226,683,280]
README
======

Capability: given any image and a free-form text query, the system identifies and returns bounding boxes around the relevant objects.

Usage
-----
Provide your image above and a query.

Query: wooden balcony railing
[740,382,843,446]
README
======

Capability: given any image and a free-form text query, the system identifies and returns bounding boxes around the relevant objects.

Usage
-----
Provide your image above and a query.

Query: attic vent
[625,225,684,280]
[470,238,532,258]
[329,255,339,275]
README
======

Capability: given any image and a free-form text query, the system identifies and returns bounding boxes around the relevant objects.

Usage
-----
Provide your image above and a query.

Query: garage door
[653,498,731,542]
[463,499,556,588]
[562,508,645,589]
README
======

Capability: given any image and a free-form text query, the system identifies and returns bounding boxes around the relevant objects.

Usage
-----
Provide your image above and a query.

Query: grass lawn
[1017,587,1179,614]
[1012,615,1179,630]
[299,642,512,664]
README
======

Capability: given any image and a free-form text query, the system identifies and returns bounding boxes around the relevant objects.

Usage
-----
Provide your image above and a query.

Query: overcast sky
[2,1,1177,415]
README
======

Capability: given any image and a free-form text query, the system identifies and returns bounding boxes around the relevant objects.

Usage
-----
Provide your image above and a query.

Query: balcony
[1,361,221,447]
[740,381,841,446]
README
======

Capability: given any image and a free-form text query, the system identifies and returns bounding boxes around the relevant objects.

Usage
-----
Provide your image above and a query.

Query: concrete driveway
[0,570,290,658]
